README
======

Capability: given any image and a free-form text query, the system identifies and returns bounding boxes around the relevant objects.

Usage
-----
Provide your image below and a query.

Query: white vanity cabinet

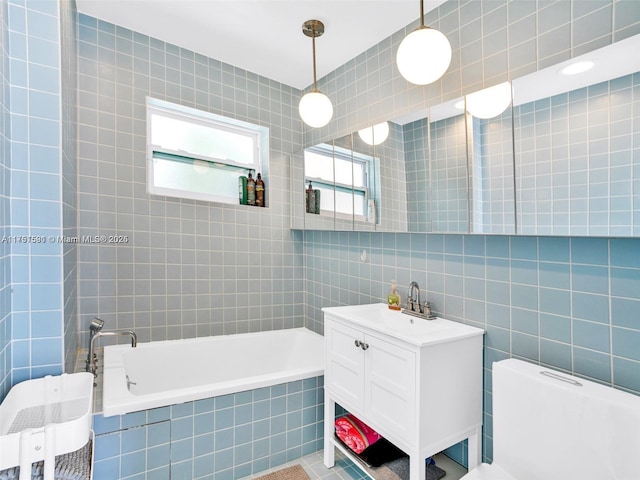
[322,303,484,480]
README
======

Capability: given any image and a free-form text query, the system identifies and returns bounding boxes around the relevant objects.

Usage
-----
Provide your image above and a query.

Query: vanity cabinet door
[325,319,366,412]
[325,317,417,442]
[365,333,416,441]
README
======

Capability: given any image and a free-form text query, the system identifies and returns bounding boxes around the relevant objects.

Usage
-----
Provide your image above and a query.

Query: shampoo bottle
[247,172,256,206]
[306,182,315,214]
[238,175,248,205]
[256,173,265,207]
[313,188,321,214]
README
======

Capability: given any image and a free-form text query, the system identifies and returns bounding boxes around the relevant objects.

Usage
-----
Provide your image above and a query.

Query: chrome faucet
[407,281,422,313]
[86,329,137,383]
[403,281,436,320]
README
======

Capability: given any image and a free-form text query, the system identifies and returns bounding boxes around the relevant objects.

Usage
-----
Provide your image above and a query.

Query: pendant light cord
[420,0,425,27]
[311,24,318,92]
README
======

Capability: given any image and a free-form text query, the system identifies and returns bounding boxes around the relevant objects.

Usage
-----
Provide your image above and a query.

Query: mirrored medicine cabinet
[291,33,640,237]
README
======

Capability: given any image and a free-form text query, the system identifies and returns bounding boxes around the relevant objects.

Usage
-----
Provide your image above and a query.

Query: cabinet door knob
[361,343,369,350]
[354,340,362,348]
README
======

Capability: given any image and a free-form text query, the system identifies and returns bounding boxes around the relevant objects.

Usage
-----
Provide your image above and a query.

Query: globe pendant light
[299,20,333,128]
[465,82,512,119]
[358,122,390,145]
[396,0,452,85]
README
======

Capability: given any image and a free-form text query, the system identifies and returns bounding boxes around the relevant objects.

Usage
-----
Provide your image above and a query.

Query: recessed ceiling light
[560,60,595,76]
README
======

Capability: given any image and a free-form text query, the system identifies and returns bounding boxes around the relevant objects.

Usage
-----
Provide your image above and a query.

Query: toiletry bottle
[306,182,315,214]
[247,171,256,206]
[238,175,247,205]
[387,281,401,310]
[256,173,265,207]
[313,188,321,214]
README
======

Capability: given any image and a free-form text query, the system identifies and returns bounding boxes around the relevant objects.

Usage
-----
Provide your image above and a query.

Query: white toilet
[462,358,640,480]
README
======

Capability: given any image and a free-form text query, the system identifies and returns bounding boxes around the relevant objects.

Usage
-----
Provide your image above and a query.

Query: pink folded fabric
[334,414,382,454]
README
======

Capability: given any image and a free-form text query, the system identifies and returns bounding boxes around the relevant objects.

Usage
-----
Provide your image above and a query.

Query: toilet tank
[492,359,640,480]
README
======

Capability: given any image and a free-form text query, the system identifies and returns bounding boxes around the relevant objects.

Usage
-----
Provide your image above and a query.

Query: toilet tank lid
[494,359,640,408]
[492,359,640,480]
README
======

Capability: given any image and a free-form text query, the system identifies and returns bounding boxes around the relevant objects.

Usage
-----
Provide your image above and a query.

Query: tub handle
[126,374,137,391]
[540,370,582,386]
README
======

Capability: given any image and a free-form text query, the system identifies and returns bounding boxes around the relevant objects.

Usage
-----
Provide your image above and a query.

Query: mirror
[366,117,431,233]
[428,99,469,233]
[300,140,339,230]
[512,34,640,236]
[354,119,417,232]
[299,134,358,230]
[289,150,306,229]
[296,115,431,232]
[351,127,377,232]
[465,83,517,235]
[294,34,640,236]
[428,83,517,235]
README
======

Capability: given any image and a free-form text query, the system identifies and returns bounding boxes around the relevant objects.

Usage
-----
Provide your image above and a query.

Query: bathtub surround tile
[92,378,323,480]
[0,0,78,394]
[76,13,304,346]
[0,0,638,478]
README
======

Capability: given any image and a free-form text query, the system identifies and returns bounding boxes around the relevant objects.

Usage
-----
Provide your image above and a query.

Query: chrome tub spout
[86,330,137,383]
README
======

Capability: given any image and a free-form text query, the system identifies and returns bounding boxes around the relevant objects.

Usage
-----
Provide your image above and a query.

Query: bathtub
[101,327,324,417]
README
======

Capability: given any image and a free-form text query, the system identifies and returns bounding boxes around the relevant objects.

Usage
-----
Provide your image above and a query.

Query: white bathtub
[102,327,324,417]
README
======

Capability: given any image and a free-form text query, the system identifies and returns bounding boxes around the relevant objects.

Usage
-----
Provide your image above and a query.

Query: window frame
[146,97,269,205]
[304,143,370,220]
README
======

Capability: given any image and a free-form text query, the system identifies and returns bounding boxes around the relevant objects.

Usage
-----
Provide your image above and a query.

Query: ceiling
[76,0,448,90]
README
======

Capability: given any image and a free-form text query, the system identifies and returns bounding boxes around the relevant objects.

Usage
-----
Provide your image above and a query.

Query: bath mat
[254,464,311,480]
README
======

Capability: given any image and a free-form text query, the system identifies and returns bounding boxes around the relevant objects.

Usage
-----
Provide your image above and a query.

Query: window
[146,97,269,205]
[304,144,369,218]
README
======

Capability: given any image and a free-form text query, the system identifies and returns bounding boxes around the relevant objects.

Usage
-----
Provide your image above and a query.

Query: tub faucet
[85,317,104,372]
[86,330,137,384]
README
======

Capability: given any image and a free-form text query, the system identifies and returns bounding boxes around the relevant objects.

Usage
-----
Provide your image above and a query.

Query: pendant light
[396,0,452,85]
[358,122,390,146]
[299,20,333,128]
[465,82,512,119]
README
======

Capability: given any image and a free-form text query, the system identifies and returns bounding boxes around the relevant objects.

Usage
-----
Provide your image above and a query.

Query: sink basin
[322,303,484,346]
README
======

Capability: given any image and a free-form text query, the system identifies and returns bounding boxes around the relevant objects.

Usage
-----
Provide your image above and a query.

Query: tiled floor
[247,450,467,480]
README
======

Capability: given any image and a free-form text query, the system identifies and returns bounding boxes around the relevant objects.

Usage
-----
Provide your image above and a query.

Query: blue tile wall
[304,0,640,148]
[302,0,640,467]
[0,0,11,401]
[374,122,409,232]
[429,113,468,233]
[470,112,516,235]
[303,231,640,464]
[1,0,72,394]
[0,0,637,473]
[76,14,305,345]
[516,72,640,236]
[403,117,430,232]
[5,0,65,386]
[92,378,324,480]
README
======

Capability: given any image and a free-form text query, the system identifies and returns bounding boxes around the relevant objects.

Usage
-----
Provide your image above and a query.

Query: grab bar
[540,370,583,386]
